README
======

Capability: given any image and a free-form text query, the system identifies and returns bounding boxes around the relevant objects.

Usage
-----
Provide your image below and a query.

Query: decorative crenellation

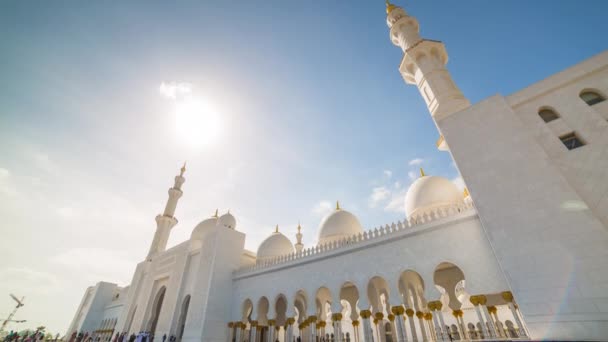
[235,202,475,274]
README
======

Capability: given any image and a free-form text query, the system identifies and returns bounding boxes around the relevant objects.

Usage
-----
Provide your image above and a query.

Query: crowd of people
[2,331,56,342]
[66,332,177,342]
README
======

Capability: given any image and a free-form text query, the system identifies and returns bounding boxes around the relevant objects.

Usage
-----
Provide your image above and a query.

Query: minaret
[386,1,470,122]
[295,223,304,253]
[147,163,186,260]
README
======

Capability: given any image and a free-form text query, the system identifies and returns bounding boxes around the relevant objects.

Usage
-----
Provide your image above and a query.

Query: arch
[398,270,426,311]
[315,287,333,319]
[147,286,166,334]
[241,298,253,322]
[274,294,288,326]
[538,107,560,123]
[433,262,467,310]
[367,276,391,314]
[294,290,308,323]
[176,295,190,342]
[339,282,360,321]
[257,296,270,325]
[580,89,606,106]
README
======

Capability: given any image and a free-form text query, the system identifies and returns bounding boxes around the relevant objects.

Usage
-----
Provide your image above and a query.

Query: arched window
[538,108,559,123]
[580,90,605,106]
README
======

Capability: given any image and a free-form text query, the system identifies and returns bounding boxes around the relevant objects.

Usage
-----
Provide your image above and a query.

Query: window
[580,91,605,106]
[538,108,559,122]
[560,132,585,150]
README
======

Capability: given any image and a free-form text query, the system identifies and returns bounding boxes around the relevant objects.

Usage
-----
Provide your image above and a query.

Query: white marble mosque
[66,2,608,341]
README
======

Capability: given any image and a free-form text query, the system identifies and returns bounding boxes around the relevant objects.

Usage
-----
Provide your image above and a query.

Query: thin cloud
[159,82,192,99]
[312,200,333,217]
[368,186,390,208]
[408,171,417,181]
[383,170,393,178]
[408,158,424,166]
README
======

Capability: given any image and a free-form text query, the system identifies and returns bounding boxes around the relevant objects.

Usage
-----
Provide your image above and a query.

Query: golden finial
[180,161,187,176]
[385,0,397,14]
[213,209,218,218]
[336,201,341,211]
[275,225,279,233]
[463,188,470,198]
[297,221,302,233]
[420,168,425,177]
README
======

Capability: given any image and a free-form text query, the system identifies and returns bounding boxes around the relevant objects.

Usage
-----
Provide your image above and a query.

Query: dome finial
[275,224,279,233]
[420,168,426,177]
[180,161,187,177]
[297,221,301,233]
[463,187,470,198]
[213,209,218,218]
[385,0,398,14]
[336,201,341,211]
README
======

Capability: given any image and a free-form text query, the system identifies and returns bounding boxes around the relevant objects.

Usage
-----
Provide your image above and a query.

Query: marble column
[405,309,418,342]
[351,320,360,342]
[286,318,295,342]
[307,316,317,342]
[390,306,407,342]
[469,296,489,339]
[502,291,527,338]
[332,313,343,342]
[360,310,373,342]
[478,296,497,339]
[415,312,428,342]
[488,306,504,338]
[267,320,276,342]
[227,322,234,342]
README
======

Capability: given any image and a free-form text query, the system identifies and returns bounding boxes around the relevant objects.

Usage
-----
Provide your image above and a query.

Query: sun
[174,97,221,148]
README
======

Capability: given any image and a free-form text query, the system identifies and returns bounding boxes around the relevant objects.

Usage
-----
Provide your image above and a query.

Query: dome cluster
[190,211,236,241]
[190,171,465,262]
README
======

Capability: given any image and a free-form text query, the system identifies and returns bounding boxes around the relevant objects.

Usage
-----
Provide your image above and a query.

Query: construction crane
[1,294,25,333]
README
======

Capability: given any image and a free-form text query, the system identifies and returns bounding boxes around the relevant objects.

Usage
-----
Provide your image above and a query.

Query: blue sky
[1,0,607,335]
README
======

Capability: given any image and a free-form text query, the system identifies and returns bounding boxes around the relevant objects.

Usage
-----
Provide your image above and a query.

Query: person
[161,335,166,342]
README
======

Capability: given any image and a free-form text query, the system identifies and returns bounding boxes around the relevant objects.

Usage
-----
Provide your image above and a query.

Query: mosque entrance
[148,286,166,334]
[176,295,190,342]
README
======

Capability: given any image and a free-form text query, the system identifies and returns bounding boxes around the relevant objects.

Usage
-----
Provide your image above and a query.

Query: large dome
[317,204,364,245]
[257,228,295,261]
[190,217,218,240]
[404,175,463,220]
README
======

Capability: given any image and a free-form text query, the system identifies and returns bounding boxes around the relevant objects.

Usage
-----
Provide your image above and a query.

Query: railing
[235,202,475,275]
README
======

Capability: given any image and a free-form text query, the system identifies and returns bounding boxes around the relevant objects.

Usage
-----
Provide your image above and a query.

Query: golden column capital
[227,322,234,328]
[469,295,480,306]
[307,315,317,324]
[268,319,276,326]
[360,310,372,319]
[388,314,395,322]
[250,320,258,328]
[332,313,343,322]
[478,295,487,305]
[287,317,296,325]
[375,312,384,320]
[391,306,405,315]
[352,320,360,327]
[501,291,514,302]
[275,325,280,331]
[405,308,415,317]
[317,321,326,328]
[415,311,424,319]
[487,306,497,314]
[424,313,432,321]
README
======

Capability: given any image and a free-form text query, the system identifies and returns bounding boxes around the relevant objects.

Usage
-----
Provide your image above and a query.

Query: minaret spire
[147,164,186,260]
[386,3,470,122]
[295,222,304,253]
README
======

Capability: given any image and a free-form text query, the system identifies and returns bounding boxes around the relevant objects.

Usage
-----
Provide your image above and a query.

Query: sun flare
[174,97,221,148]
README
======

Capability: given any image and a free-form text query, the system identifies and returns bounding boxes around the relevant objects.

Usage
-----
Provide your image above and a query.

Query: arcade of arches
[228,263,528,342]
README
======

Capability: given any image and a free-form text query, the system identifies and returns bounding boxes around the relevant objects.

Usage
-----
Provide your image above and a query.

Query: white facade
[66,3,608,341]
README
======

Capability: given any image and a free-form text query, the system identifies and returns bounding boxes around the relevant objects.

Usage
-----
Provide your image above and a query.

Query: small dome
[190,217,218,240]
[218,212,236,229]
[404,175,463,220]
[317,204,364,245]
[257,229,294,261]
